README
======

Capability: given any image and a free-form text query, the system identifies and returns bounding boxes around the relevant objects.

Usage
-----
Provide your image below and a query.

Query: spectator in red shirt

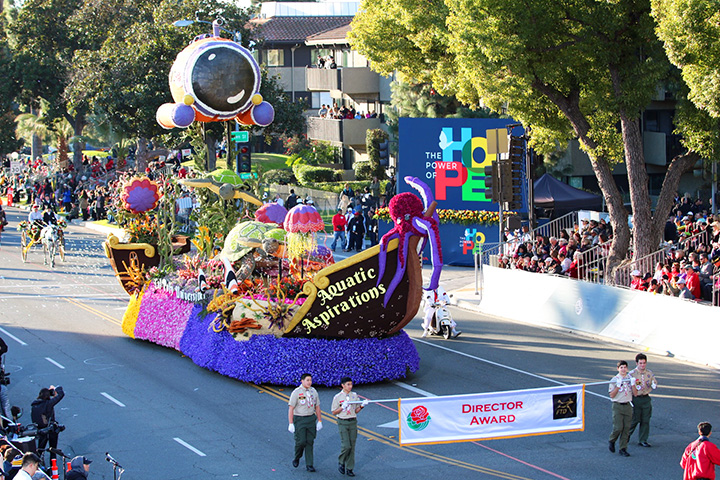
[630,270,646,290]
[330,207,347,252]
[681,422,720,480]
[683,264,702,299]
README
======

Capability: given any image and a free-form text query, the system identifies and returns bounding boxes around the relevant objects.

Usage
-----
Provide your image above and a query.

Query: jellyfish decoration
[156,29,274,129]
[121,177,161,214]
[376,176,442,306]
[255,202,288,226]
[283,204,325,269]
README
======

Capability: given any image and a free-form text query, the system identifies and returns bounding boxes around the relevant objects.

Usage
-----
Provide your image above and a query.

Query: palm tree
[15,103,50,161]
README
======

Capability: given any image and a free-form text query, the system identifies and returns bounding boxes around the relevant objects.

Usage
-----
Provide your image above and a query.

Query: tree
[652,0,720,166]
[7,0,88,169]
[350,0,701,272]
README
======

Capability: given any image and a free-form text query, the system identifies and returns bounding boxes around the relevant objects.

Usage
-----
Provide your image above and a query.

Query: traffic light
[483,161,500,202]
[378,139,389,167]
[505,135,525,210]
[238,146,251,173]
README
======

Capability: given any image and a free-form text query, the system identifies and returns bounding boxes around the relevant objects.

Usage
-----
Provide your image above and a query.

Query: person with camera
[0,337,11,425]
[31,385,64,463]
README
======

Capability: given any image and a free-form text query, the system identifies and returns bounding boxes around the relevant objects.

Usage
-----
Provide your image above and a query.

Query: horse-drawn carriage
[18,219,66,268]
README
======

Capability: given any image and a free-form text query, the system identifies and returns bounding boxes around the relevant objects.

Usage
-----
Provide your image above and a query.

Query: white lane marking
[0,327,27,346]
[101,392,126,407]
[0,294,115,299]
[414,338,607,400]
[392,381,436,397]
[0,283,118,289]
[173,438,207,457]
[377,420,399,428]
[45,357,65,369]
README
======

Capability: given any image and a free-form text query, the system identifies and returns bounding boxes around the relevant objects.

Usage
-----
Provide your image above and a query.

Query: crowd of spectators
[493,193,720,304]
[317,103,378,120]
[0,152,194,225]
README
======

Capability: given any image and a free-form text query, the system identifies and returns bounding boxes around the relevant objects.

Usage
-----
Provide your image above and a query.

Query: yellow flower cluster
[374,207,514,226]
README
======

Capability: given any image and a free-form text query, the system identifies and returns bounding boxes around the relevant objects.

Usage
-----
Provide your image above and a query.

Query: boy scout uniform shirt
[609,373,633,403]
[332,391,360,419]
[289,386,319,416]
[629,368,657,396]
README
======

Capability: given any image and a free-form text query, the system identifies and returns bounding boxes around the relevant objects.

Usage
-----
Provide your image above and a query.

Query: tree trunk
[136,138,149,172]
[619,112,654,259]
[532,80,630,280]
[70,114,86,171]
[651,151,698,244]
[30,104,42,162]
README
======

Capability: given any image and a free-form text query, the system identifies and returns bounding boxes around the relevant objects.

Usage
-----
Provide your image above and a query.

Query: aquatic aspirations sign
[399,385,585,445]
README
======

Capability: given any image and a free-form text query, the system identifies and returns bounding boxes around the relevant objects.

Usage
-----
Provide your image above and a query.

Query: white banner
[181,149,192,157]
[399,385,584,445]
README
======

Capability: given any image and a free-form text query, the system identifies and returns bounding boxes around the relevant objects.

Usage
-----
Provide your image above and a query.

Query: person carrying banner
[288,373,322,472]
[628,353,657,447]
[680,422,720,480]
[608,360,635,457]
[331,377,368,477]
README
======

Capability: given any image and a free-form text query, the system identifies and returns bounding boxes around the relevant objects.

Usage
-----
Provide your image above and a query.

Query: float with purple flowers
[111,173,442,385]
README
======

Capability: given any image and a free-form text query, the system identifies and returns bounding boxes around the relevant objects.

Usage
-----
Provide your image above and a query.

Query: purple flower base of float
[178,309,419,386]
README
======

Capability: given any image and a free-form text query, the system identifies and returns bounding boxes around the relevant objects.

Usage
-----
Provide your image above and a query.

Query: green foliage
[354,161,374,181]
[365,128,387,179]
[314,180,388,194]
[189,187,243,243]
[652,0,720,119]
[263,168,296,185]
[282,135,338,166]
[292,164,339,184]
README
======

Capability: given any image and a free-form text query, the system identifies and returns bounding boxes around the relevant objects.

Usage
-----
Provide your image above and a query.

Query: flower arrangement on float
[375,206,513,226]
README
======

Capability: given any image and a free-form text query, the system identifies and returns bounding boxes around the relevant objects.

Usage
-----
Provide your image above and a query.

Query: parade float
[105,21,444,386]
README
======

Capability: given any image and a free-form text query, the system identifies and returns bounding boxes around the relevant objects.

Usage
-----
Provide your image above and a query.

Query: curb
[82,221,122,236]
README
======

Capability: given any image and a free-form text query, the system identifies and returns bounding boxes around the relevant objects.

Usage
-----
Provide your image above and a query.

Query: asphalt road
[0,205,718,479]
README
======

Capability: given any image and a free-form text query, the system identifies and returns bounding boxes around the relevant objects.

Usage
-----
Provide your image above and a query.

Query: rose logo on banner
[407,405,431,431]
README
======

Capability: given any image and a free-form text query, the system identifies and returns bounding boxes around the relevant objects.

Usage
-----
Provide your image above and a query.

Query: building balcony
[307,117,381,147]
[306,67,380,96]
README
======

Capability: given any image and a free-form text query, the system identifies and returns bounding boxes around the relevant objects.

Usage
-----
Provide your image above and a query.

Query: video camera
[0,370,10,386]
[37,421,66,435]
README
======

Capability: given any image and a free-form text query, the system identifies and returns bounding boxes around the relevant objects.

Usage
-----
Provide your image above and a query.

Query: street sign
[231,131,249,143]
[181,148,192,157]
[10,161,22,174]
[239,172,257,179]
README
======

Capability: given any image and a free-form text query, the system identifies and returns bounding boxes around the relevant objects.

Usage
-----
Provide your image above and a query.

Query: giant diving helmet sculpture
[156,18,274,129]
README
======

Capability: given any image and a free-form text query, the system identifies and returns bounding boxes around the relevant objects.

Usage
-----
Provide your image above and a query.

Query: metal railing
[575,242,612,283]
[613,246,671,288]
[713,273,720,307]
[531,212,576,242]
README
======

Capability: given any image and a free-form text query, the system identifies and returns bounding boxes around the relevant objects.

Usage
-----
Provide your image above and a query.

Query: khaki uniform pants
[338,418,358,470]
[629,395,652,443]
[609,402,633,449]
[293,414,317,466]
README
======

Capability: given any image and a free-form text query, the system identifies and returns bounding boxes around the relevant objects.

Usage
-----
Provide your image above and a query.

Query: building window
[311,92,334,109]
[265,49,285,67]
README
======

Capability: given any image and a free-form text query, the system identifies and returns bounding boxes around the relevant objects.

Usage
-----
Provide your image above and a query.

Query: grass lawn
[253,153,290,172]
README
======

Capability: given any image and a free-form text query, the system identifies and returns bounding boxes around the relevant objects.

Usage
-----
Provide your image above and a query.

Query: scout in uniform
[331,377,369,477]
[629,353,658,447]
[288,373,322,472]
[609,360,635,457]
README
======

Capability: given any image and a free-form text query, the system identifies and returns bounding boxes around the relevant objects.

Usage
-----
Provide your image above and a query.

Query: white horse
[41,225,61,268]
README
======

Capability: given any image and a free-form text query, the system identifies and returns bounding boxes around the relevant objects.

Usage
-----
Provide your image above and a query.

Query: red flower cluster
[410,405,429,424]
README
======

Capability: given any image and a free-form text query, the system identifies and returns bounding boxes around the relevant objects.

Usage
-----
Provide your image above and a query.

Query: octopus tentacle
[383,231,413,306]
[413,218,442,291]
[376,231,400,287]
[405,176,440,224]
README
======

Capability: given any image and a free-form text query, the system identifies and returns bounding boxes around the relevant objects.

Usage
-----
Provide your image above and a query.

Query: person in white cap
[630,270,645,290]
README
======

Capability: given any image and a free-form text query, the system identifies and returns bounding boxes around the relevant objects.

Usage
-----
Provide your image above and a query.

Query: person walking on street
[608,360,635,457]
[331,377,368,477]
[288,373,322,472]
[681,422,720,480]
[629,353,657,447]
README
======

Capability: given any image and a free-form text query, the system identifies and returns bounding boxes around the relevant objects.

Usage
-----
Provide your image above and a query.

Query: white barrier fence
[475,266,720,368]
